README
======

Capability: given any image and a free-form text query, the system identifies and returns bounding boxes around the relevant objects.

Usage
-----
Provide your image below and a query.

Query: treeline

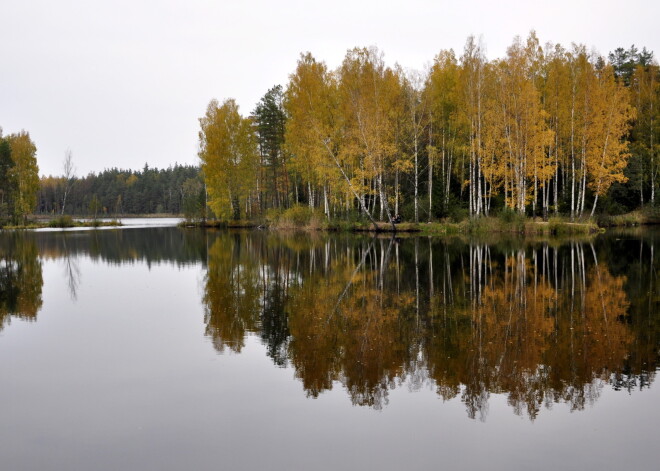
[199,33,659,224]
[0,129,39,225]
[37,164,203,216]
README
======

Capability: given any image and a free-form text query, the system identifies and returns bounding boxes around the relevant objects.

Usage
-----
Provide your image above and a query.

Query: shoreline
[2,219,124,230]
[6,211,659,234]
[179,217,604,236]
[1,214,184,230]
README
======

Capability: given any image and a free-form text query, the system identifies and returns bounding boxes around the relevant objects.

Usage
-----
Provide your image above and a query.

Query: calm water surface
[1,223,658,470]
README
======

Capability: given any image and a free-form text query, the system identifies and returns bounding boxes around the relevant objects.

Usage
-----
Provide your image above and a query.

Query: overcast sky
[1,0,658,177]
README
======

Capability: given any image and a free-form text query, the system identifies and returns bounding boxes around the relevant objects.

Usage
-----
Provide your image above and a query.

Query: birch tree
[425,49,461,218]
[399,68,427,222]
[544,43,572,215]
[338,47,402,229]
[460,36,488,217]
[284,53,350,220]
[61,149,75,215]
[198,99,258,220]
[7,131,39,224]
[587,64,635,216]
[631,63,660,205]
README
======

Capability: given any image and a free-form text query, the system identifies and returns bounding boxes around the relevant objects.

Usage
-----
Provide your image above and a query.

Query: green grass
[598,207,660,227]
[418,222,462,236]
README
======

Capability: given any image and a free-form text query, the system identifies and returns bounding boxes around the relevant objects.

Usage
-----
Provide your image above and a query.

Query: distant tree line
[199,33,659,224]
[37,164,203,216]
[0,128,39,225]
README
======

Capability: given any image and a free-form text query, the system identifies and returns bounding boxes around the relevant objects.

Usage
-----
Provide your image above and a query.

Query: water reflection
[36,227,208,268]
[0,233,43,330]
[1,227,210,323]
[429,242,633,419]
[58,235,81,300]
[1,226,658,421]
[203,232,659,419]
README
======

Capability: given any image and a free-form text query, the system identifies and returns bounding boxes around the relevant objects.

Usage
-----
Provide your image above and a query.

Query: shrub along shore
[181,217,600,236]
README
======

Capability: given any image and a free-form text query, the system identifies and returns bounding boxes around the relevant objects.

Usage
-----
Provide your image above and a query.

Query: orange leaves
[586,66,635,197]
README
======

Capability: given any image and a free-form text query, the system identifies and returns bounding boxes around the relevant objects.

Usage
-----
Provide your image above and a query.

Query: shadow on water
[202,230,660,419]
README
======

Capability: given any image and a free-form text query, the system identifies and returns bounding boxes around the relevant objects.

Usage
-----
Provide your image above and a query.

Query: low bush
[48,215,75,228]
[598,211,644,227]
[498,208,526,231]
[448,206,469,223]
[273,205,326,230]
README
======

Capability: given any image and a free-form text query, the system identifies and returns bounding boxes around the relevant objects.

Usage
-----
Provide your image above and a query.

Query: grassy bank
[179,219,261,229]
[352,218,600,236]
[181,207,601,237]
[597,207,660,227]
[461,216,600,236]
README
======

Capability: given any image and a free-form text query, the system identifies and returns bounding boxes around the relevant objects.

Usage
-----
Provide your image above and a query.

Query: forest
[199,33,659,226]
[37,164,202,217]
[2,130,203,223]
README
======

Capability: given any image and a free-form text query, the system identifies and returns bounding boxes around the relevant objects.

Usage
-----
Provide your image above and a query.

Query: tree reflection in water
[203,232,659,419]
[0,233,43,331]
[1,227,210,329]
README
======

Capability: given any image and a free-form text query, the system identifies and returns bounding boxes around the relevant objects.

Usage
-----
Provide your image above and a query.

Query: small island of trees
[198,33,659,232]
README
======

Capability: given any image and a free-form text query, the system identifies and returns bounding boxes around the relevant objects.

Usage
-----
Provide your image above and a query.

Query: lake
[1,221,658,470]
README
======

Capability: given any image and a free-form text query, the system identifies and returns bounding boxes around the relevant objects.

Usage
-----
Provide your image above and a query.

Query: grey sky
[1,0,658,177]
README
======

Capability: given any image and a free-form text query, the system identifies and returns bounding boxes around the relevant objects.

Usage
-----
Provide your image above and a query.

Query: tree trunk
[378,173,396,231]
[395,169,400,217]
[322,141,379,230]
[428,143,433,222]
[570,91,576,220]
[414,138,418,223]
[323,183,329,218]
